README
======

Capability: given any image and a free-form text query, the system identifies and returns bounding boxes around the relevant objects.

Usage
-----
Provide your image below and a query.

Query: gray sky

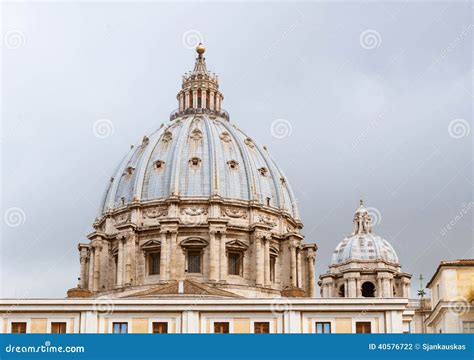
[2,1,472,298]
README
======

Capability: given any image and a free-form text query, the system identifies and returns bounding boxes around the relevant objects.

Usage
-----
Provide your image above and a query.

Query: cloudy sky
[2,1,472,298]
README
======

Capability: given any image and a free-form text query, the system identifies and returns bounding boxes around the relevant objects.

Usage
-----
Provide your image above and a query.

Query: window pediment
[180,237,208,249]
[141,239,161,251]
[226,240,249,252]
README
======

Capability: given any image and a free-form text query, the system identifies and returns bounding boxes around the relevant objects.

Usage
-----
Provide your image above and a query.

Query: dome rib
[204,116,219,195]
[218,120,256,201]
[104,146,137,211]
[253,144,282,210]
[170,117,193,196]
[133,127,165,202]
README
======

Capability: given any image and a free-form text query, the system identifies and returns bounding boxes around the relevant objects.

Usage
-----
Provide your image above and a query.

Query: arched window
[361,281,375,297]
[338,284,345,297]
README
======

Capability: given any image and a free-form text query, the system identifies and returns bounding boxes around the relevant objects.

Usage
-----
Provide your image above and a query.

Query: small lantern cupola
[172,43,227,120]
[352,199,373,235]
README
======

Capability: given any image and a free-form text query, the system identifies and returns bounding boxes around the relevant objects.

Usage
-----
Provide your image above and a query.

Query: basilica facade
[1,45,471,334]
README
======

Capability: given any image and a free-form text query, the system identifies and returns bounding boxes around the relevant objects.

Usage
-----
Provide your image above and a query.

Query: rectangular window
[187,251,201,273]
[11,322,27,334]
[463,321,474,333]
[112,322,128,334]
[152,322,168,334]
[213,322,229,334]
[254,322,270,334]
[315,322,331,334]
[149,252,160,275]
[355,322,371,334]
[270,256,276,283]
[228,252,242,276]
[51,322,67,334]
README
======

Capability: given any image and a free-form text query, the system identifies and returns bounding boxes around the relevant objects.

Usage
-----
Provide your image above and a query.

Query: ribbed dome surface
[101,115,299,219]
[331,233,399,265]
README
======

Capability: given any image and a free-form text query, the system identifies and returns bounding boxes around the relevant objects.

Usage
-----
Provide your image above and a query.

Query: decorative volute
[352,199,372,235]
[172,43,227,120]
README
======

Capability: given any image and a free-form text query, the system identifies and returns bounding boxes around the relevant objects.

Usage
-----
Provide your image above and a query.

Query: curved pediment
[180,237,208,249]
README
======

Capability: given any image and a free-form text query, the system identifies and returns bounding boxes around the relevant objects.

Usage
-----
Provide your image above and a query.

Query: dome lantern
[171,44,228,121]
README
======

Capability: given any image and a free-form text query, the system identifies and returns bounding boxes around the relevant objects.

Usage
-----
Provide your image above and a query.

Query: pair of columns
[377,275,393,298]
[255,237,273,287]
[208,231,227,282]
[159,230,179,281]
[289,242,304,288]
[86,243,103,292]
[343,275,361,298]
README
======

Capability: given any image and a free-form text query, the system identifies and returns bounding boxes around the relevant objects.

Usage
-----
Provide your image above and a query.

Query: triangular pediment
[226,239,249,251]
[140,239,161,250]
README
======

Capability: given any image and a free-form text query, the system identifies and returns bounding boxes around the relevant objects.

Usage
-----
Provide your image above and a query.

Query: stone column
[209,91,215,110]
[264,239,270,286]
[116,239,124,287]
[88,250,94,290]
[201,90,207,109]
[255,237,264,286]
[296,249,302,288]
[179,93,184,112]
[290,242,297,287]
[79,247,88,288]
[216,95,221,111]
[160,232,168,281]
[306,249,316,297]
[377,277,383,298]
[185,92,190,109]
[192,90,198,109]
[209,231,218,282]
[383,278,390,298]
[125,236,132,286]
[93,246,101,292]
[169,231,178,280]
[219,232,227,282]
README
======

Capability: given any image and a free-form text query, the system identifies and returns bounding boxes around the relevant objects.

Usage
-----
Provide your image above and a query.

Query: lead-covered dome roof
[331,201,399,265]
[100,45,300,220]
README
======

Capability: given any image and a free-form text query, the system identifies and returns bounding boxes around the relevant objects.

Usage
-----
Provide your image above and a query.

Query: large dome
[75,44,316,300]
[100,116,299,219]
[330,201,399,265]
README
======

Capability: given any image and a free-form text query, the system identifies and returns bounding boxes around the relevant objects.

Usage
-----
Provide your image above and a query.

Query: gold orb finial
[196,43,205,56]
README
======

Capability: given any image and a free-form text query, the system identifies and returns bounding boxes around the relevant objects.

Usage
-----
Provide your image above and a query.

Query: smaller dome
[331,233,399,265]
[330,201,399,265]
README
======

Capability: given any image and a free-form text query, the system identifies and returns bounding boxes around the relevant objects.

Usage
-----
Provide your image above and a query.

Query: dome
[99,44,300,220]
[331,233,399,265]
[100,116,299,219]
[330,200,399,265]
[76,45,316,299]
